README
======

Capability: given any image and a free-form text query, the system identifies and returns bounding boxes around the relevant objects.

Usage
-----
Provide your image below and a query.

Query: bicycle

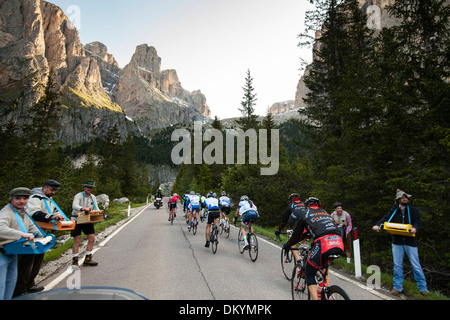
[236,220,258,262]
[191,213,199,235]
[291,245,350,300]
[219,216,231,239]
[209,223,219,254]
[169,207,176,225]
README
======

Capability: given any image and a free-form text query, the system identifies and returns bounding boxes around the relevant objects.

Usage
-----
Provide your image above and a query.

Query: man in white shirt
[71,181,100,267]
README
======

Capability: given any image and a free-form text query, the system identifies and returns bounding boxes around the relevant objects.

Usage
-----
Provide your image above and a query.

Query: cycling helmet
[221,191,227,196]
[289,193,301,202]
[212,193,217,198]
[173,193,178,196]
[207,192,214,198]
[190,191,195,195]
[305,197,321,208]
[240,195,249,202]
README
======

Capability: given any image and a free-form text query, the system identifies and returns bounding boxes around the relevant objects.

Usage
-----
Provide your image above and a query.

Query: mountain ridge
[0,0,211,145]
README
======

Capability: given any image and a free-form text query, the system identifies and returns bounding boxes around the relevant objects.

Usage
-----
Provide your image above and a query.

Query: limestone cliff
[0,0,139,145]
[294,0,400,110]
[113,44,210,134]
[0,0,211,145]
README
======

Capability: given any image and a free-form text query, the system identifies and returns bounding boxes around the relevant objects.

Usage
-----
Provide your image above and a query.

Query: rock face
[269,100,296,115]
[84,41,121,95]
[0,0,211,145]
[294,0,400,110]
[113,44,211,134]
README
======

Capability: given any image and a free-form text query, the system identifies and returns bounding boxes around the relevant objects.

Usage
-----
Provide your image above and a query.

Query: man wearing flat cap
[71,180,100,267]
[27,180,65,223]
[0,188,43,300]
[372,189,429,296]
[13,180,65,296]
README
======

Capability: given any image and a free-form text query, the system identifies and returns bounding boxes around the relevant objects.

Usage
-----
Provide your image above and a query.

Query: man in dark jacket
[373,189,429,296]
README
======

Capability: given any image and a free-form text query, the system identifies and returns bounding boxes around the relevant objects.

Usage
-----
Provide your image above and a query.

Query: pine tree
[236,69,259,130]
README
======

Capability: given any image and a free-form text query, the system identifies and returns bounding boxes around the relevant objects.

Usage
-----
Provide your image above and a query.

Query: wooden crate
[77,210,104,225]
[36,220,75,231]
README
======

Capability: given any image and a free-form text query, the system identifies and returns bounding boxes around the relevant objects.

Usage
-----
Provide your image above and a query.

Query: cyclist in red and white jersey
[167,193,182,221]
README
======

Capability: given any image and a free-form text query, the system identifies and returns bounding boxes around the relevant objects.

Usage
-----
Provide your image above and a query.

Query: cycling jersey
[278,200,306,230]
[200,196,206,208]
[219,196,231,208]
[238,200,259,226]
[203,197,220,212]
[187,195,201,212]
[237,200,257,216]
[168,195,182,208]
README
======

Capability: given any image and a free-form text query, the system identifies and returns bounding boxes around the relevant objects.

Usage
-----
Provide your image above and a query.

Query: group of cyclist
[275,193,345,300]
[167,191,260,250]
[167,190,345,300]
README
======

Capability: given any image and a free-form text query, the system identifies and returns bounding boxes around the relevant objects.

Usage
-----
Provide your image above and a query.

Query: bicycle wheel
[248,233,258,262]
[211,227,219,254]
[281,248,295,280]
[224,220,230,239]
[324,285,351,300]
[192,219,198,235]
[291,265,309,300]
[238,229,245,254]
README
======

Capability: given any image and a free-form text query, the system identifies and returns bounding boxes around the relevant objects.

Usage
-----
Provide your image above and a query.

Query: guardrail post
[352,228,362,278]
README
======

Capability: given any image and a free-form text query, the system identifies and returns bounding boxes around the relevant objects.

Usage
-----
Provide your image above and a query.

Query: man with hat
[372,189,429,296]
[12,180,64,297]
[71,181,100,267]
[0,188,42,300]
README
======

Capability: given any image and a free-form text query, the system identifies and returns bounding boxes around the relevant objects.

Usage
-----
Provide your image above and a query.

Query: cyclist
[203,193,221,248]
[167,193,182,221]
[182,190,190,217]
[283,197,344,300]
[219,191,231,232]
[186,191,200,231]
[233,196,259,250]
[200,194,207,221]
[274,193,306,262]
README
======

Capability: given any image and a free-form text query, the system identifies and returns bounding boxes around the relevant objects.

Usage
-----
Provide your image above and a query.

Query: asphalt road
[40,203,393,300]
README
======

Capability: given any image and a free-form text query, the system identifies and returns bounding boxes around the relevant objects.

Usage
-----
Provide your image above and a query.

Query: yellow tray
[384,222,415,237]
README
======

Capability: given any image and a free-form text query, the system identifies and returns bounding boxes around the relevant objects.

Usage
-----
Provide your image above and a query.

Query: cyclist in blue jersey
[219,191,231,231]
[203,193,221,248]
[233,196,259,249]
[186,191,200,231]
[182,190,190,216]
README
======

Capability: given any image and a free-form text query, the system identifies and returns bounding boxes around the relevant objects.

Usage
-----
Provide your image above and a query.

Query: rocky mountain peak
[0,0,211,145]
[113,44,211,133]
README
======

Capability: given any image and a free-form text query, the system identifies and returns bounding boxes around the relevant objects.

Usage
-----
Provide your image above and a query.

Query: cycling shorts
[221,206,231,215]
[207,211,220,224]
[242,210,259,226]
[307,234,344,270]
[191,205,200,213]
[169,203,177,210]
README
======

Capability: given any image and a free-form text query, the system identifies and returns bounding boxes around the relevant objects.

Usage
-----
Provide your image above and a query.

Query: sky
[49,0,315,119]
